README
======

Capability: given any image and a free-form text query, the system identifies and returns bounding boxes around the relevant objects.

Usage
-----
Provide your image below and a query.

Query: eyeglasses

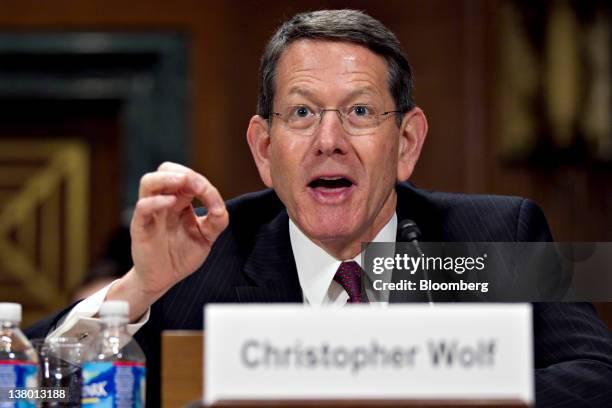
[270,104,401,136]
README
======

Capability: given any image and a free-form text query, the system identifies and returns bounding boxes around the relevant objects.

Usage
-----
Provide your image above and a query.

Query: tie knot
[334,261,367,303]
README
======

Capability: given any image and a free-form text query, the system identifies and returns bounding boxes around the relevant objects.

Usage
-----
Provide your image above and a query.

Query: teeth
[320,176,343,180]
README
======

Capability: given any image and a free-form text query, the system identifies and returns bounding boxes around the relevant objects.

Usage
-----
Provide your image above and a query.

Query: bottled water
[0,302,39,408]
[81,300,146,407]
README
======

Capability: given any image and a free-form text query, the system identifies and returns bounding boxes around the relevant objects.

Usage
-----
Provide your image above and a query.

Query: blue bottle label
[0,360,38,408]
[81,361,146,407]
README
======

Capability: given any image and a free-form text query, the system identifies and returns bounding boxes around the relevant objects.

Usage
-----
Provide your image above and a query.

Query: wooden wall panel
[0,0,608,235]
[0,0,484,199]
[1,0,609,233]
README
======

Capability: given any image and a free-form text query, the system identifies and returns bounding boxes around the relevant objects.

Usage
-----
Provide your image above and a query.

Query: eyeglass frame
[268,105,403,136]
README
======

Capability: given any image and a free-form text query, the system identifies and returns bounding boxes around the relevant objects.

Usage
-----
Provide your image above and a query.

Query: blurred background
[0,0,609,326]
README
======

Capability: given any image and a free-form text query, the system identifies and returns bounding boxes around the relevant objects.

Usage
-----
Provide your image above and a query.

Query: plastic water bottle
[81,300,146,407]
[0,302,39,408]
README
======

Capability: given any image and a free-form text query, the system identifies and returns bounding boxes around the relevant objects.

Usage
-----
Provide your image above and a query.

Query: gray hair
[257,9,415,126]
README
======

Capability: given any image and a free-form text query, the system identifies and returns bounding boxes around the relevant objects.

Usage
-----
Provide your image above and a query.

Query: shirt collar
[289,212,398,305]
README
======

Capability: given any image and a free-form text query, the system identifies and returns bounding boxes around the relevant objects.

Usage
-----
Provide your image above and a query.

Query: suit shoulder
[416,186,525,210]
[196,189,285,228]
[210,189,287,255]
[401,182,526,217]
[397,182,550,241]
[224,189,285,226]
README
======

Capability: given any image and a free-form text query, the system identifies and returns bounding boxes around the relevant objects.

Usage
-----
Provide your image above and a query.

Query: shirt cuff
[46,279,150,342]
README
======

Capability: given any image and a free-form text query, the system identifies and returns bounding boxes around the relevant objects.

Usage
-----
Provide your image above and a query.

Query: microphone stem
[409,239,434,305]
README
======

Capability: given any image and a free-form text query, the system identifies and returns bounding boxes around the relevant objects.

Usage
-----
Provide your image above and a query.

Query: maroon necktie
[334,261,368,303]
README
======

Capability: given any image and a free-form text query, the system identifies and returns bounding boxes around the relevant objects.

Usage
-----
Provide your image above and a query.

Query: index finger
[158,162,226,216]
[157,161,194,174]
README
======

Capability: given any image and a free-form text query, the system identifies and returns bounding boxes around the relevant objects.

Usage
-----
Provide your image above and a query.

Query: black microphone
[398,219,421,242]
[398,219,433,304]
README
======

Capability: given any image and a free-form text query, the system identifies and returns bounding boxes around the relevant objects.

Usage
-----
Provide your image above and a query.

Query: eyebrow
[286,86,381,103]
[344,88,380,100]
[287,87,317,98]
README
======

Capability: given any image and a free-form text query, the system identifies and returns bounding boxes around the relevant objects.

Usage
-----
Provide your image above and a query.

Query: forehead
[274,39,391,101]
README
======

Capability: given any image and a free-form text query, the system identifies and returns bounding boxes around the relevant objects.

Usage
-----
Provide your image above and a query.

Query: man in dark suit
[27,9,611,407]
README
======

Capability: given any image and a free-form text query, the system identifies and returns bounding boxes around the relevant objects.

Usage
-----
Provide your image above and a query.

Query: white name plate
[204,304,533,405]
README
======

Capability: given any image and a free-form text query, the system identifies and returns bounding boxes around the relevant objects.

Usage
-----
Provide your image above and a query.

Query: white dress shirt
[47,279,148,341]
[48,212,397,340]
[290,213,397,305]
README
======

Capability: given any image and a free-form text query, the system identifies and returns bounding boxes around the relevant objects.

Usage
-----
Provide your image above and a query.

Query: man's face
[248,39,425,256]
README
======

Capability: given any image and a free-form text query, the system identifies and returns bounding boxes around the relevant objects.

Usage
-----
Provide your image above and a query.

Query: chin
[300,215,357,242]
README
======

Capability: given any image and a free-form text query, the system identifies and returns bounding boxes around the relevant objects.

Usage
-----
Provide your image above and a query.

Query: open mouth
[308,176,353,189]
[307,175,356,204]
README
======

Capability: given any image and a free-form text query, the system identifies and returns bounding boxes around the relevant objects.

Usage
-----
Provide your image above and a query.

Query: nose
[313,110,349,156]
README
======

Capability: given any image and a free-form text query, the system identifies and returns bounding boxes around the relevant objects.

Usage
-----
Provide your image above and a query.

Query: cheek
[268,139,307,192]
[357,136,399,180]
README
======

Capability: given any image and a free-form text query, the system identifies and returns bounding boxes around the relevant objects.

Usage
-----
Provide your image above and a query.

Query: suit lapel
[235,210,303,303]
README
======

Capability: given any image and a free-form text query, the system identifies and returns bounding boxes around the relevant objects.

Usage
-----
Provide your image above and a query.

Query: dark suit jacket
[27,182,612,407]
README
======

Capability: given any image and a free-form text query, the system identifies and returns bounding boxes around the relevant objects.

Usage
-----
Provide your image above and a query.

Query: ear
[397,107,428,182]
[246,115,273,188]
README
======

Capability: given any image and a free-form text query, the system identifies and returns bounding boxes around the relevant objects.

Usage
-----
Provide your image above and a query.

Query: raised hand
[107,162,229,321]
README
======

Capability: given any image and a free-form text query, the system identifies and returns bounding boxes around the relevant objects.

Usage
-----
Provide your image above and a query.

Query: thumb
[196,206,229,244]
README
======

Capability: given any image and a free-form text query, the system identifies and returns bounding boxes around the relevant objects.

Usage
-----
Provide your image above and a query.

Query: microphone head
[398,219,421,242]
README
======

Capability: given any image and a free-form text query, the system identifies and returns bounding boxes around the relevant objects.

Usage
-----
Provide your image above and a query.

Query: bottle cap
[99,300,129,318]
[0,302,22,323]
